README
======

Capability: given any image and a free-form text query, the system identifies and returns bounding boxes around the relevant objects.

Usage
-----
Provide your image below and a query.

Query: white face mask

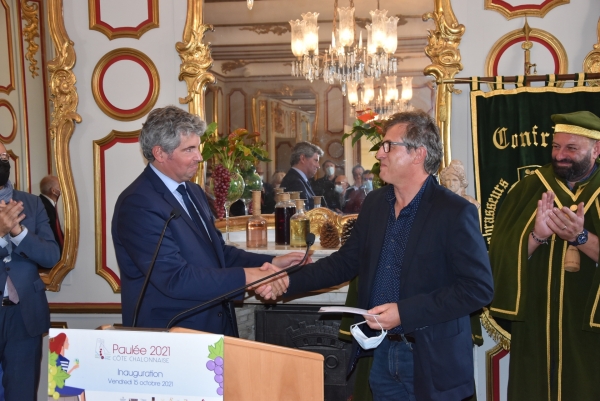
[334,184,344,193]
[350,318,387,350]
[364,180,373,192]
[325,166,335,176]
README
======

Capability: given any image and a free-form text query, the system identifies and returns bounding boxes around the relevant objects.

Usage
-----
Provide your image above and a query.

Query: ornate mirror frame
[178,0,464,173]
[42,0,80,291]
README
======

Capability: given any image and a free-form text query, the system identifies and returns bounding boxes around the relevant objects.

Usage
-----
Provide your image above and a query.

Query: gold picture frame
[88,0,159,40]
[91,48,160,122]
[484,0,569,20]
[93,129,141,293]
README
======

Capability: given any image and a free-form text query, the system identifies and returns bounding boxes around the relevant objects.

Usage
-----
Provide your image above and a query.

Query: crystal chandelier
[348,76,414,121]
[290,1,399,93]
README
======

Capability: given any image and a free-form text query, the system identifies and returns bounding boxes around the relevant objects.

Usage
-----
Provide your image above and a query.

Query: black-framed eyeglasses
[381,141,408,153]
[0,153,9,162]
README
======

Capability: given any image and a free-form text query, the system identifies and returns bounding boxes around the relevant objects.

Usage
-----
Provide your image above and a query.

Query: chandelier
[348,76,414,121]
[289,1,399,94]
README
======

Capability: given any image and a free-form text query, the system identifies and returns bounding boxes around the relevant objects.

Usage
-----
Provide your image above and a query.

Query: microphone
[132,208,181,327]
[166,232,316,329]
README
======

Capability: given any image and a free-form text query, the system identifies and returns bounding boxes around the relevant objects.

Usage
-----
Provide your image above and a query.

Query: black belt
[2,297,17,306]
[387,333,415,343]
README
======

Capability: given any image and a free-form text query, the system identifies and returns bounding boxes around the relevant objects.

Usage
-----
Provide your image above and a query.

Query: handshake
[243,251,311,300]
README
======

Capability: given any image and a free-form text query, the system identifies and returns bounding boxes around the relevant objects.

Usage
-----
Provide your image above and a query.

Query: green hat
[551,111,600,140]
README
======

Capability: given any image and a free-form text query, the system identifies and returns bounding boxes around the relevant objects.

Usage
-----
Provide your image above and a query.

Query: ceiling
[203,0,436,79]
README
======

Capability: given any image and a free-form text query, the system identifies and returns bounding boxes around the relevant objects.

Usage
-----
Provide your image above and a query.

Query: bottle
[290,199,310,247]
[246,190,267,248]
[274,193,296,245]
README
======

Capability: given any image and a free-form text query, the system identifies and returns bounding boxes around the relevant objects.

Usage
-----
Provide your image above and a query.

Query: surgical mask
[364,180,373,192]
[334,184,344,193]
[350,318,387,350]
[325,166,335,176]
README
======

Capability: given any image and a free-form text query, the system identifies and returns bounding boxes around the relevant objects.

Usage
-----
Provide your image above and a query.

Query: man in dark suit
[262,111,493,400]
[280,141,326,210]
[39,175,63,252]
[0,142,60,400]
[112,106,303,335]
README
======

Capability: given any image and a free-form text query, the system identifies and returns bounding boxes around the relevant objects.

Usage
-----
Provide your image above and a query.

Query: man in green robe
[490,111,600,401]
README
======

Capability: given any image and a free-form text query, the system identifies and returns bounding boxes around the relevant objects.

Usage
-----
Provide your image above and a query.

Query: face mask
[334,184,344,194]
[0,162,10,187]
[258,175,264,182]
[364,180,373,191]
[350,318,387,350]
[325,166,335,176]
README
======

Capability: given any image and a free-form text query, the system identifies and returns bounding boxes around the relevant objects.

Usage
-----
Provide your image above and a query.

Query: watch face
[577,230,588,245]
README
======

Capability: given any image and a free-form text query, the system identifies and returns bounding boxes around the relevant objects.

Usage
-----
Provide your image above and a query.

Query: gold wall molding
[94,130,141,293]
[45,0,81,291]
[222,59,249,74]
[177,0,216,187]
[239,23,289,36]
[485,27,568,88]
[21,0,39,78]
[0,99,16,143]
[423,0,465,169]
[91,48,160,121]
[88,0,159,40]
[0,0,16,94]
[484,0,569,20]
[583,18,600,87]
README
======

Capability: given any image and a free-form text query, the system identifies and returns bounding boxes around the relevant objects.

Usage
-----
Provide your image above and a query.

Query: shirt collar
[292,167,309,182]
[41,193,56,207]
[150,163,185,194]
[385,175,431,211]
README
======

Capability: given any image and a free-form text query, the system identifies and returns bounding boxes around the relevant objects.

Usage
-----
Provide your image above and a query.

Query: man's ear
[413,146,427,165]
[593,140,600,160]
[152,145,165,162]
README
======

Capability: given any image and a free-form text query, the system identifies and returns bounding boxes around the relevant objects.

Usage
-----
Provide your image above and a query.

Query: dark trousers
[0,304,42,401]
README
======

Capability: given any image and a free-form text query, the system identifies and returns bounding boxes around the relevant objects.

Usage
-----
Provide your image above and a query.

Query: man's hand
[548,202,585,242]
[244,263,289,300]
[365,303,401,331]
[0,200,25,237]
[272,252,312,268]
[533,191,556,239]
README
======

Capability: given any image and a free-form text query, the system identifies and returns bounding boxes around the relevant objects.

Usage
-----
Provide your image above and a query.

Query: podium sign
[48,328,225,401]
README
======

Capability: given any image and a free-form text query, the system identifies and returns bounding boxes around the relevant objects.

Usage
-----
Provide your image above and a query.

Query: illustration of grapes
[205,338,224,396]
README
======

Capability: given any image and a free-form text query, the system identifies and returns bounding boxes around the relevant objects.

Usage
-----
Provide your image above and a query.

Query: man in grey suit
[262,111,493,400]
[0,142,60,400]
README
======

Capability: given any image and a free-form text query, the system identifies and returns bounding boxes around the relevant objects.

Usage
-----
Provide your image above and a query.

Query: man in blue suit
[280,141,326,210]
[265,111,493,400]
[0,142,60,400]
[113,106,303,335]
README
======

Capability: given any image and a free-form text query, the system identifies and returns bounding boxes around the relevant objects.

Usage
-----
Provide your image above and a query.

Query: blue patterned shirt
[369,176,431,334]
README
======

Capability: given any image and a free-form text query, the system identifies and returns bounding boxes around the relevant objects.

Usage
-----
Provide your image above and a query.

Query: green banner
[471,86,600,246]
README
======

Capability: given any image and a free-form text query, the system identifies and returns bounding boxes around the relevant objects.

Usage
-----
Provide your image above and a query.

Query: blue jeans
[369,337,416,401]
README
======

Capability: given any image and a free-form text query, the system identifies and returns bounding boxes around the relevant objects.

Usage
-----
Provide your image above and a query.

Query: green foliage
[208,337,224,360]
[341,119,385,150]
[201,123,270,171]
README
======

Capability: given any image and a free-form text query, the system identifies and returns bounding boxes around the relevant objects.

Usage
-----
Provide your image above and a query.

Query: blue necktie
[176,184,208,237]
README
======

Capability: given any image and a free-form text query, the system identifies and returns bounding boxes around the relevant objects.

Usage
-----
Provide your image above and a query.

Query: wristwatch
[568,229,588,246]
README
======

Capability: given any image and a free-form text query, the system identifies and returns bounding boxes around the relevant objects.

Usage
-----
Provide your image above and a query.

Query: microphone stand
[132,209,181,327]
[166,233,315,329]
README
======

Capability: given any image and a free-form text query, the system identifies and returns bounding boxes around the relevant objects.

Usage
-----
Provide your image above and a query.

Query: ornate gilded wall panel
[0,99,16,143]
[91,48,160,121]
[583,18,600,86]
[88,0,159,40]
[484,0,569,20]
[44,0,81,291]
[0,0,15,94]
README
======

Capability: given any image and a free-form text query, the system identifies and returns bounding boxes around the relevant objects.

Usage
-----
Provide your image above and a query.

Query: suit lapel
[187,186,226,268]
[400,179,436,283]
[144,166,215,252]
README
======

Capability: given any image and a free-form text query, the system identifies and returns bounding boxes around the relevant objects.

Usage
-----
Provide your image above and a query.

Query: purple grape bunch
[206,356,224,396]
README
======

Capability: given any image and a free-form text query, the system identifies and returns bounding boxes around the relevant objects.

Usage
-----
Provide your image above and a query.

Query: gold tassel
[564,245,580,272]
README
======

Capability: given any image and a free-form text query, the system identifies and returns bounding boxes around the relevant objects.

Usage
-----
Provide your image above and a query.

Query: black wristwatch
[568,229,588,246]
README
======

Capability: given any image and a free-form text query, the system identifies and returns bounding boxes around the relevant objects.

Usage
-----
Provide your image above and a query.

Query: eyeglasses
[0,153,9,162]
[380,141,408,153]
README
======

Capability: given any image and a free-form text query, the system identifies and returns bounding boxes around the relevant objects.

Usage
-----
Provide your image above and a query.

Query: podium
[99,325,325,400]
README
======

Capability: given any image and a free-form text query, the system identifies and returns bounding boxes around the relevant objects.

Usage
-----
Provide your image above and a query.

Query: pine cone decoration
[320,221,340,248]
[340,218,357,246]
